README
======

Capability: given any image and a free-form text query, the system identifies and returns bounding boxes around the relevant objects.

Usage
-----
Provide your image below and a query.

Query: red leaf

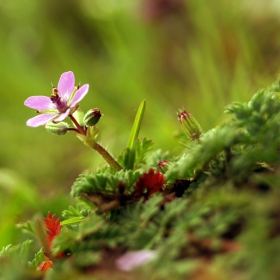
[44,212,62,247]
[134,169,165,200]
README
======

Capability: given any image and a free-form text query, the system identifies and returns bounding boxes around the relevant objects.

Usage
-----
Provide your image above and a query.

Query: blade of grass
[124,100,146,169]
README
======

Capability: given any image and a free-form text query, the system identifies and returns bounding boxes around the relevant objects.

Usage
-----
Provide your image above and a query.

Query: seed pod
[45,121,69,135]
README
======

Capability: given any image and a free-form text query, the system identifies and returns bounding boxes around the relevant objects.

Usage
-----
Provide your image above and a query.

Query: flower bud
[158,160,169,173]
[45,121,68,135]
[83,108,102,126]
[177,110,202,141]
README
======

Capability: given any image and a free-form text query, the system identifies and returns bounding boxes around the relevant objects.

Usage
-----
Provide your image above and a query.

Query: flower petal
[115,250,157,272]
[53,108,71,122]
[70,84,89,107]
[58,71,75,100]
[24,96,53,110]
[26,114,58,127]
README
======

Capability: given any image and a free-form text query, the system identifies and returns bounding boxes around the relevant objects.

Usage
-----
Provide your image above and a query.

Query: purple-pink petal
[53,108,71,122]
[58,71,75,100]
[26,113,58,127]
[70,84,89,107]
[24,96,53,110]
[115,250,157,272]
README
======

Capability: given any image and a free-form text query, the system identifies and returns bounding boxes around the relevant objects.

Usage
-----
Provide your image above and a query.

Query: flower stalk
[69,114,86,136]
[92,142,122,171]
[70,114,122,171]
[24,71,122,171]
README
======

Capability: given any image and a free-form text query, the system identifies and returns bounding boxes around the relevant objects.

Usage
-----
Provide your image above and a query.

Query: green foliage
[145,149,172,170]
[17,220,37,236]
[118,138,153,170]
[28,248,45,269]
[71,169,142,198]
[0,240,33,264]
[0,244,12,258]
[124,100,146,170]
[166,79,280,188]
[62,204,89,220]
[5,73,280,278]
[3,1,280,278]
[49,77,280,279]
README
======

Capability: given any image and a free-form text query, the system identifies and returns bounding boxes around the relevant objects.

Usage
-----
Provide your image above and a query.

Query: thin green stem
[69,114,122,171]
[93,142,122,171]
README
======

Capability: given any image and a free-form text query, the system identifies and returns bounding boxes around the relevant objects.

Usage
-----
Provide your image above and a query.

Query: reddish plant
[37,260,53,272]
[38,213,64,272]
[44,212,62,248]
[134,169,165,200]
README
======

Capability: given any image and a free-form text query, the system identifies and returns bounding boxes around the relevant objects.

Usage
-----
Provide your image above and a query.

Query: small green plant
[2,72,280,279]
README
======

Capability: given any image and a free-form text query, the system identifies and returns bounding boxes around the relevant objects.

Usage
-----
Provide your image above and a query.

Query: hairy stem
[69,114,122,171]
[93,142,122,171]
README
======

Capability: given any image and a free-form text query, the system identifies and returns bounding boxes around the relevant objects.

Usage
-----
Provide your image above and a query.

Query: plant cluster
[1,72,280,279]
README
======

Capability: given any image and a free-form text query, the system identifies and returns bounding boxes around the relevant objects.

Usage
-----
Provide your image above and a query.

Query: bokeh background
[0,0,280,246]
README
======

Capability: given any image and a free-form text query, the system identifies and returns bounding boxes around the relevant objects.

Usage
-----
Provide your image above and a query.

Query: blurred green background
[0,0,280,246]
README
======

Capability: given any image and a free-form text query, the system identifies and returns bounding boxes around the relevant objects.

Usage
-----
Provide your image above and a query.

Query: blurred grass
[0,0,280,245]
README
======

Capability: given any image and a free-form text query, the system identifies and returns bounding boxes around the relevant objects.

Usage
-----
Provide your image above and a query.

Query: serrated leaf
[134,138,153,167]
[118,138,153,169]
[71,174,113,197]
[0,240,33,263]
[28,248,45,269]
[76,214,105,241]
[16,220,36,235]
[62,203,92,220]
[71,169,142,197]
[0,244,12,257]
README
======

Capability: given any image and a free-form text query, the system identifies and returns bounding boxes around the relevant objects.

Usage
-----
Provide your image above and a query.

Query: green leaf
[0,244,12,257]
[0,240,33,263]
[62,203,92,220]
[60,217,85,226]
[71,169,142,197]
[118,138,153,170]
[124,100,146,170]
[16,220,36,236]
[28,248,45,269]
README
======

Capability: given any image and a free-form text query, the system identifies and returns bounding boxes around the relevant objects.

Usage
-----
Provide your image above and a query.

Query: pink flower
[115,250,157,272]
[24,71,89,127]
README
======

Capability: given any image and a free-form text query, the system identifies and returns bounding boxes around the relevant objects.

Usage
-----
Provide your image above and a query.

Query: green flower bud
[177,110,202,141]
[72,108,85,127]
[45,121,69,135]
[83,108,102,126]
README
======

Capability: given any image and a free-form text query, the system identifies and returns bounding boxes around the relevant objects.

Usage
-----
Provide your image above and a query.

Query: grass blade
[124,100,146,169]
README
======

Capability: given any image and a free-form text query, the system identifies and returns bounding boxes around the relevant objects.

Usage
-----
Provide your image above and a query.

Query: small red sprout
[38,213,64,272]
[37,260,53,272]
[44,212,62,248]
